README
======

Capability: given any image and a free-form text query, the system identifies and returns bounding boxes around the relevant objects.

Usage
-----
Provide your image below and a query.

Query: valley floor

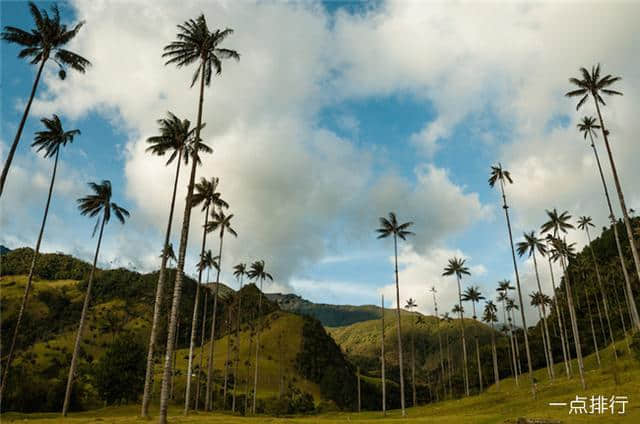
[3,341,639,423]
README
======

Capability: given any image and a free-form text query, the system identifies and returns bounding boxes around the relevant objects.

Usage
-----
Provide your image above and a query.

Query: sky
[2,0,639,326]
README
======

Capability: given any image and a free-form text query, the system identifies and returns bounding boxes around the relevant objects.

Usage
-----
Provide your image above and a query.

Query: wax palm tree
[429,286,446,397]
[0,116,80,399]
[583,284,601,368]
[231,263,247,412]
[62,181,129,415]
[545,232,586,389]
[462,285,485,392]
[405,298,418,406]
[158,15,238,423]
[141,112,209,417]
[544,236,571,377]
[577,215,620,359]
[482,300,500,389]
[516,231,555,379]
[0,2,90,197]
[184,177,228,414]
[203,209,238,410]
[163,243,177,265]
[376,212,414,415]
[529,291,552,378]
[247,259,273,414]
[440,312,454,397]
[489,164,535,396]
[567,65,640,321]
[505,298,523,377]
[443,257,471,396]
[496,280,519,384]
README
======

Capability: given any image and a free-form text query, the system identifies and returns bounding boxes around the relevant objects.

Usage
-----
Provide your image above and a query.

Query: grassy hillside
[3,337,639,423]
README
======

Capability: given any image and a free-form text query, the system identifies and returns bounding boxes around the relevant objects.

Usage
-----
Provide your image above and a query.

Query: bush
[94,333,146,405]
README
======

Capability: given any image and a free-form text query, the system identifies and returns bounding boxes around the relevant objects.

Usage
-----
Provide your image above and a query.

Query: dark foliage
[94,334,146,405]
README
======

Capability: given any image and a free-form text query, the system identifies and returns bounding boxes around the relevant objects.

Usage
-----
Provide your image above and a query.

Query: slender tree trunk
[502,299,518,385]
[411,313,416,406]
[456,275,470,396]
[472,303,483,393]
[205,231,225,410]
[584,224,618,361]
[511,314,522,376]
[432,292,446,397]
[380,294,386,415]
[252,276,264,414]
[158,62,206,424]
[357,366,361,412]
[532,253,554,379]
[244,321,254,414]
[171,317,180,401]
[141,150,182,417]
[594,294,607,348]
[393,235,407,415]
[184,207,210,414]
[62,214,106,416]
[446,334,452,397]
[223,308,232,407]
[490,324,499,388]
[593,100,640,330]
[613,285,632,355]
[232,275,244,412]
[1,149,59,401]
[559,254,586,389]
[195,289,208,410]
[499,178,535,397]
[0,56,47,198]
[537,306,552,379]
[548,258,571,377]
[586,291,601,367]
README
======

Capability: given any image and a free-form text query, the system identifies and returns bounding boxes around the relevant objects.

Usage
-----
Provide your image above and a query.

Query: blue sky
[2,0,639,323]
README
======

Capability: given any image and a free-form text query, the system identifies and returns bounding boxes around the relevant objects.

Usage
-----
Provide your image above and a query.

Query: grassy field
[3,336,638,423]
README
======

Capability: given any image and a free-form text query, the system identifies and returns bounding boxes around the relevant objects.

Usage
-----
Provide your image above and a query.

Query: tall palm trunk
[594,295,607,348]
[141,149,182,417]
[558,254,586,389]
[222,308,232,407]
[593,100,640,330]
[251,276,264,414]
[490,323,499,389]
[170,317,180,400]
[392,234,407,415]
[62,214,106,416]
[583,222,618,360]
[510,313,522,376]
[410,313,416,406]
[585,291,601,367]
[380,294,386,415]
[586,122,627,343]
[548,258,571,377]
[613,285,632,355]
[232,275,244,412]
[532,252,555,379]
[158,65,205,424]
[1,148,59,400]
[501,299,518,385]
[205,230,225,410]
[455,275,470,396]
[446,334,453,397]
[195,289,208,410]
[498,178,535,396]
[536,306,552,379]
[431,293,446,397]
[244,322,254,414]
[472,303,483,392]
[184,206,210,414]
[0,55,47,198]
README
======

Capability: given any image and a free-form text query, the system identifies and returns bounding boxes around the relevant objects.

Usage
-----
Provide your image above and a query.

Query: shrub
[94,333,146,405]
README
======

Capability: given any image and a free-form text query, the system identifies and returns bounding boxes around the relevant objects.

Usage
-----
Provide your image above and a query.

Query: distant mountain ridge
[266,292,401,327]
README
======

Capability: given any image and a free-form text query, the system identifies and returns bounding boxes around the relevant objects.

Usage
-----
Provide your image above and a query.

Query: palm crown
[197,249,219,272]
[146,112,209,165]
[163,14,240,87]
[577,116,600,141]
[488,163,513,188]
[496,279,515,293]
[442,257,470,280]
[376,212,414,240]
[577,216,595,231]
[233,263,247,280]
[540,208,574,237]
[516,231,547,258]
[405,298,418,310]
[77,180,129,236]
[462,286,485,303]
[160,243,176,263]
[566,64,623,110]
[205,209,238,238]
[248,260,273,282]
[482,301,498,324]
[32,114,80,158]
[192,177,228,212]
[1,2,90,79]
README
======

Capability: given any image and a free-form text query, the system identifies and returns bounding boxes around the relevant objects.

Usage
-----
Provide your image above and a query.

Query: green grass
[3,336,638,423]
